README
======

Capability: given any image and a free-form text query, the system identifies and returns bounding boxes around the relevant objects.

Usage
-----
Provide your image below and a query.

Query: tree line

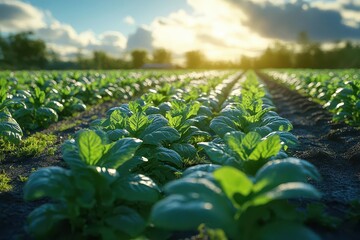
[1,31,360,70]
[242,32,360,69]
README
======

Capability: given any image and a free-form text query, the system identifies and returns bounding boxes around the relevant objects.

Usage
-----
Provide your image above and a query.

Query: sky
[1,0,360,63]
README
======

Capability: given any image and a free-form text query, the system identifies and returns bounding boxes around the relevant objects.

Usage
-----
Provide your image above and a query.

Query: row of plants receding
[264,69,360,127]
[0,70,230,145]
[23,71,322,239]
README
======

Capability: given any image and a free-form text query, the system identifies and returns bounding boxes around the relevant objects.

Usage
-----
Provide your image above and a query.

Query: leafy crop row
[265,69,360,126]
[23,71,321,239]
[0,70,230,144]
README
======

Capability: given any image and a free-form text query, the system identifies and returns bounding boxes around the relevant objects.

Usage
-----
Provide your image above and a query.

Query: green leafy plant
[324,81,360,126]
[267,70,360,126]
[199,131,288,175]
[0,171,12,192]
[0,108,23,144]
[166,100,212,158]
[12,87,62,130]
[24,129,161,239]
[150,158,321,239]
[92,102,185,184]
[0,88,23,144]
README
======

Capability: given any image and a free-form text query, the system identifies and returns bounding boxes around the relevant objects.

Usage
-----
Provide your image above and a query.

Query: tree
[8,31,47,69]
[185,50,205,69]
[131,49,148,68]
[152,48,172,64]
[93,51,109,69]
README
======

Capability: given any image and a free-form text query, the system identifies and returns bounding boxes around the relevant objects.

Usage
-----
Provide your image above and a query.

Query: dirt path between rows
[258,72,360,240]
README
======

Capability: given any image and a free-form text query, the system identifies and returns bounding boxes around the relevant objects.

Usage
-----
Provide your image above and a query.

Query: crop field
[0,69,359,240]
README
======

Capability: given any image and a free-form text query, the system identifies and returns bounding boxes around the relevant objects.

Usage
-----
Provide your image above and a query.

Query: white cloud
[88,31,127,57]
[36,21,97,47]
[0,0,128,59]
[126,26,154,51]
[150,0,270,62]
[2,0,358,63]
[311,0,360,28]
[37,24,128,58]
[0,0,45,31]
[123,16,135,25]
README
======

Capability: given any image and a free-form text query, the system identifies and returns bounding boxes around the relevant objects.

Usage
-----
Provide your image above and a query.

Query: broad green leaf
[26,203,68,238]
[171,143,197,159]
[248,135,281,161]
[199,142,240,168]
[46,101,64,113]
[24,167,72,201]
[106,129,130,141]
[143,114,168,132]
[242,132,262,153]
[0,109,23,144]
[77,130,105,165]
[37,107,58,124]
[251,182,321,207]
[163,177,235,216]
[261,115,293,132]
[181,126,211,143]
[221,108,244,123]
[114,174,160,203]
[145,106,161,115]
[142,126,180,145]
[254,158,321,193]
[265,131,299,150]
[154,147,183,168]
[186,101,201,119]
[214,167,253,206]
[128,112,148,134]
[117,156,148,176]
[253,126,272,137]
[164,177,223,196]
[198,105,213,117]
[183,164,221,176]
[105,206,146,237]
[109,110,126,129]
[71,102,86,112]
[224,131,247,160]
[166,113,182,128]
[62,139,86,168]
[255,221,321,240]
[150,194,238,238]
[99,138,142,169]
[210,116,237,137]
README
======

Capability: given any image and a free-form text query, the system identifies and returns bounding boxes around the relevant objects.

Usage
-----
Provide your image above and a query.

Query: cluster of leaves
[23,71,238,239]
[0,88,23,144]
[324,81,360,126]
[151,159,321,239]
[200,71,298,174]
[150,71,321,238]
[267,69,360,126]
[24,130,161,239]
[24,71,322,239]
[0,70,230,143]
[92,102,182,185]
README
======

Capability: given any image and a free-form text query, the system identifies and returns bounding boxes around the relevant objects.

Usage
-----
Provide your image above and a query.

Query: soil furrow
[258,72,360,239]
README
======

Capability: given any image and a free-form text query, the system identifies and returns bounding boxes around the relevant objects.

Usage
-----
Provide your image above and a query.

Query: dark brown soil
[259,72,360,240]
